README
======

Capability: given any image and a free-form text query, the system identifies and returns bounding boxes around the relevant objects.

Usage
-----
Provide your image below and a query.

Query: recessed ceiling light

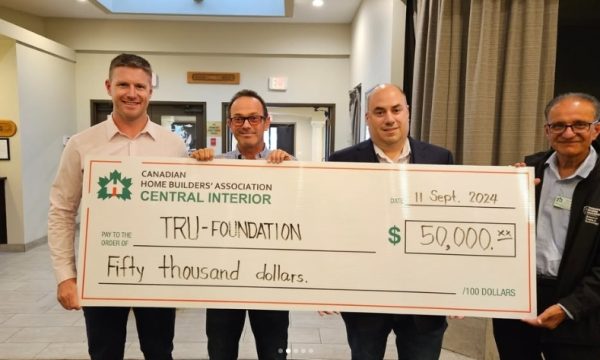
[312,0,324,7]
[77,0,87,3]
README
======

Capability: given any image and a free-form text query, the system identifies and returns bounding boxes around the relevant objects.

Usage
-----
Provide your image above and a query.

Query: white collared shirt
[48,115,188,284]
[373,141,411,164]
[536,147,598,277]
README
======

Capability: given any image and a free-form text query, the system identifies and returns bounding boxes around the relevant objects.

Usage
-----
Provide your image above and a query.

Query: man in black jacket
[328,84,451,360]
[493,92,600,359]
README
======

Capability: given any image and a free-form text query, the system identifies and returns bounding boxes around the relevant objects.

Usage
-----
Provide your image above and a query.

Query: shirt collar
[545,146,598,180]
[232,144,270,159]
[106,113,155,140]
[373,141,411,164]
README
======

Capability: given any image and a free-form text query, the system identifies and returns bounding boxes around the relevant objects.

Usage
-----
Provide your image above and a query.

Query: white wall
[0,37,23,248]
[391,1,407,87]
[74,53,348,138]
[0,20,76,249]
[16,44,76,246]
[44,19,350,56]
[44,19,353,150]
[351,0,394,90]
[351,0,407,139]
[0,6,46,36]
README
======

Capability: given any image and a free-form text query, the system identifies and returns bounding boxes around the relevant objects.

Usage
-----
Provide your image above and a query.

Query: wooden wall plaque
[0,120,17,137]
[187,72,240,85]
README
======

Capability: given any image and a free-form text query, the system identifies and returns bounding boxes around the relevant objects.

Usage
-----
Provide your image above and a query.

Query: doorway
[90,100,207,152]
[265,124,295,155]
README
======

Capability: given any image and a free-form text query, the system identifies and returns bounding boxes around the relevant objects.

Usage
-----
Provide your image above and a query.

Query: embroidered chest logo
[583,206,600,226]
[97,170,132,200]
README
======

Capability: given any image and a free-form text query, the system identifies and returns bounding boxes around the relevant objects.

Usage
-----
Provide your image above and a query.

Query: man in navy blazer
[328,84,452,360]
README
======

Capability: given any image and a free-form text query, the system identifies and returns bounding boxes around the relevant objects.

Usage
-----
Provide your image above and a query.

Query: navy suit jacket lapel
[357,139,379,163]
[408,137,422,164]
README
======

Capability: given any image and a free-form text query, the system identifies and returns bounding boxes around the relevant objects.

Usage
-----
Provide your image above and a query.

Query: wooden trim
[0,120,17,137]
[187,72,240,84]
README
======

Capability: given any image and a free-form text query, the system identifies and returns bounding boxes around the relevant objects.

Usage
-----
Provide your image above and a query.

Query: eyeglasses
[229,115,265,126]
[545,121,598,134]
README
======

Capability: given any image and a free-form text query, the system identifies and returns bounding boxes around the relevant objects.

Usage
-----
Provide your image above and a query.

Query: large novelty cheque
[77,157,536,319]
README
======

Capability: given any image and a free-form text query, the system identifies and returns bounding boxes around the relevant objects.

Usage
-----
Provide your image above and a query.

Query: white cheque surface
[77,157,536,318]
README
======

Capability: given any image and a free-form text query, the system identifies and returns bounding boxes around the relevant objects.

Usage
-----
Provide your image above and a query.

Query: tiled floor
[0,244,475,359]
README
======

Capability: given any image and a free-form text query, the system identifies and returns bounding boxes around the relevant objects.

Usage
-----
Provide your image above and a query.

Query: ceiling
[0,0,362,23]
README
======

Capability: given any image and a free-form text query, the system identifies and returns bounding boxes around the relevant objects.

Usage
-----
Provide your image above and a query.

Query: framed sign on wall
[0,138,10,160]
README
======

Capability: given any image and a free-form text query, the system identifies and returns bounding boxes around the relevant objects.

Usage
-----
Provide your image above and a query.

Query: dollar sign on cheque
[388,225,401,245]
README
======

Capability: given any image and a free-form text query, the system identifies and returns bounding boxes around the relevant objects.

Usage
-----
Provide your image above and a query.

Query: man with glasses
[191,89,292,359]
[192,89,291,162]
[493,93,600,359]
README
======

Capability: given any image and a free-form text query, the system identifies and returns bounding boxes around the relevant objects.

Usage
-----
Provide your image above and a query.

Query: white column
[311,119,326,162]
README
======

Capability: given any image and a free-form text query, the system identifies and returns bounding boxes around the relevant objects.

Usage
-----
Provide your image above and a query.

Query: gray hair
[544,92,600,122]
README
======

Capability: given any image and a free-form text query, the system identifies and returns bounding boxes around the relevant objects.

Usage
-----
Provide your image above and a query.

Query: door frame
[90,100,207,149]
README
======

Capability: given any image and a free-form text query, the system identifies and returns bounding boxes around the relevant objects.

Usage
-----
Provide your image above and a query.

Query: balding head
[365,84,410,157]
[366,84,407,112]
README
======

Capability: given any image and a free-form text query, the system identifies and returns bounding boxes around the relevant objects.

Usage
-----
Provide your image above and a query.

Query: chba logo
[97,170,132,200]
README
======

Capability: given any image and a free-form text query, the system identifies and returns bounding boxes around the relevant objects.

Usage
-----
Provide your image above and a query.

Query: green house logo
[97,170,132,200]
